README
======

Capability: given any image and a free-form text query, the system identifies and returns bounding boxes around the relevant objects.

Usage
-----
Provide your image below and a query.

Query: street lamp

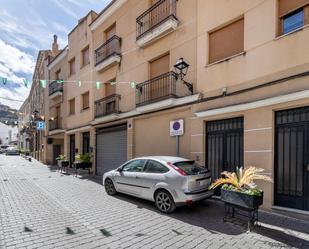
[173,58,193,94]
[174,57,189,80]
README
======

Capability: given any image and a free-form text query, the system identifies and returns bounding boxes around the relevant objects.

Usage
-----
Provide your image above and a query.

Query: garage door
[275,106,309,211]
[96,125,127,176]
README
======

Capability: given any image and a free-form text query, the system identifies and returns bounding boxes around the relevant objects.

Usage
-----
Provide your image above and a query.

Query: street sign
[36,121,45,130]
[170,119,184,136]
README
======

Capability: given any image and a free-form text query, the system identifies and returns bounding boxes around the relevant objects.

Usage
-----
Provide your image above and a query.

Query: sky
[0,0,111,110]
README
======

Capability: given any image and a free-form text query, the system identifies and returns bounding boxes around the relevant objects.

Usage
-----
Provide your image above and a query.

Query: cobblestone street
[0,155,308,249]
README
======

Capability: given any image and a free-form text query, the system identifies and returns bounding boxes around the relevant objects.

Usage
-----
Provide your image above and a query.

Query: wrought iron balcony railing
[49,117,62,131]
[136,0,177,39]
[95,35,121,66]
[95,94,121,118]
[136,71,178,106]
[49,80,63,96]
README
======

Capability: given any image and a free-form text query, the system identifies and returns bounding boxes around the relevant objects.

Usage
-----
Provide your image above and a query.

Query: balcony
[49,117,62,131]
[136,0,178,47]
[49,80,63,99]
[95,94,121,118]
[136,71,182,107]
[95,35,121,72]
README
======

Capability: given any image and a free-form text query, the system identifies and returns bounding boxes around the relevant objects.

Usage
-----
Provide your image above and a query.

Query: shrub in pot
[56,154,69,167]
[74,153,92,169]
[209,167,272,209]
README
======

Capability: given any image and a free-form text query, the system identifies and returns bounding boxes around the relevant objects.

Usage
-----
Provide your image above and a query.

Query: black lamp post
[173,58,193,94]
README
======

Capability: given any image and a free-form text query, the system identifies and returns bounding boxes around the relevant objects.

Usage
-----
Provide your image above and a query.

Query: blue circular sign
[173,121,181,130]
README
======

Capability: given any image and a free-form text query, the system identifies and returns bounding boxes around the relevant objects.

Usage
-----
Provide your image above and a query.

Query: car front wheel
[155,190,176,213]
[104,178,117,195]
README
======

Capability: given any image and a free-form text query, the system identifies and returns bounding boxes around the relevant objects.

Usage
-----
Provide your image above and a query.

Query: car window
[144,160,169,173]
[122,160,146,172]
[173,161,207,175]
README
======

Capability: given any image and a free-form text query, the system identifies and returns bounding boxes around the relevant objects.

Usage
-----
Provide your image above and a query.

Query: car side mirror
[117,167,123,172]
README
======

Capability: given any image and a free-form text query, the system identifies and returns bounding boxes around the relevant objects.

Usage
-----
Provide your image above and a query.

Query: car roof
[133,156,191,163]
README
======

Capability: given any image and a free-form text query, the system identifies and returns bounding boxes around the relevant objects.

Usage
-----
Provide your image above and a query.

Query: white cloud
[0,39,34,109]
[52,0,79,19]
[0,39,35,75]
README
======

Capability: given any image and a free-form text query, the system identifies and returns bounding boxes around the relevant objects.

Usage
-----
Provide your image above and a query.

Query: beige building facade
[23,0,309,213]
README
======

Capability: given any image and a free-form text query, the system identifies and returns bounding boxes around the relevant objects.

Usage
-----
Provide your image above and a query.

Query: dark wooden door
[69,135,75,166]
[275,106,309,211]
[53,144,61,166]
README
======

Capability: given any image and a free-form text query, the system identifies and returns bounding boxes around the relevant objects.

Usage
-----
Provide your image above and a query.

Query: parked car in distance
[0,145,9,154]
[5,146,20,156]
[103,156,213,213]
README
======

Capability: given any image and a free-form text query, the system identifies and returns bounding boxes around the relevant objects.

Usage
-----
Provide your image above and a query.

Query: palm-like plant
[209,166,272,190]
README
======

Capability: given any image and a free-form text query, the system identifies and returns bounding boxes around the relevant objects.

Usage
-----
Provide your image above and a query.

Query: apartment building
[18,98,31,151]
[28,49,54,161]
[88,0,309,212]
[23,0,309,213]
[190,0,309,211]
[45,44,68,165]
[90,0,197,175]
[44,12,98,166]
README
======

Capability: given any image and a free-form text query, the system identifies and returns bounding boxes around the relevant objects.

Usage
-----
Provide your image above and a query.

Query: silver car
[5,147,20,156]
[103,156,213,213]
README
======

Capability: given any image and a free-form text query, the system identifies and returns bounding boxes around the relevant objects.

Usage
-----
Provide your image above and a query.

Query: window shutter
[209,18,244,64]
[278,0,309,17]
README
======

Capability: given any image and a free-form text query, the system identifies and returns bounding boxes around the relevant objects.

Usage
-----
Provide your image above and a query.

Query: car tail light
[167,162,188,176]
[186,200,193,206]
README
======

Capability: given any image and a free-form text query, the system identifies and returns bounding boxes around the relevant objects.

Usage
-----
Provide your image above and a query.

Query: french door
[275,106,309,211]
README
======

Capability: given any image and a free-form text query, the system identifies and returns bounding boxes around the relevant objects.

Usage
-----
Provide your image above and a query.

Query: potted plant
[56,154,69,168]
[74,153,92,175]
[74,153,92,168]
[209,167,272,209]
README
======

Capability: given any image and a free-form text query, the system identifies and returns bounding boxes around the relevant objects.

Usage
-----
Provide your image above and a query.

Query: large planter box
[221,189,263,209]
[74,162,92,169]
[57,160,69,167]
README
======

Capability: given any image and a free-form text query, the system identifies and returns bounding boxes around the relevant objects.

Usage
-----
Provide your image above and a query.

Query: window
[81,91,89,110]
[173,161,207,175]
[209,18,244,64]
[122,160,146,172]
[69,58,76,75]
[150,53,169,79]
[82,132,90,154]
[278,0,309,35]
[105,23,116,41]
[69,98,75,115]
[144,160,169,173]
[55,69,61,80]
[105,81,116,96]
[81,46,90,67]
[283,9,304,34]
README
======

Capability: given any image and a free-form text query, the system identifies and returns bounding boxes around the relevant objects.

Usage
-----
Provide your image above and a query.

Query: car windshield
[173,161,208,175]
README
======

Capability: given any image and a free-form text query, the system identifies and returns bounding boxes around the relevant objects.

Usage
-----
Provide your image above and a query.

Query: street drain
[3,179,8,181]
[100,229,112,237]
[135,233,145,237]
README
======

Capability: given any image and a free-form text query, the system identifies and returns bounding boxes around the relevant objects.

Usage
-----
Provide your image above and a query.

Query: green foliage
[56,154,66,161]
[75,153,92,163]
[221,184,263,196]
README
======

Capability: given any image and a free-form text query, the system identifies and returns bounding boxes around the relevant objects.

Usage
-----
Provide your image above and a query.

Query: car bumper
[175,189,214,206]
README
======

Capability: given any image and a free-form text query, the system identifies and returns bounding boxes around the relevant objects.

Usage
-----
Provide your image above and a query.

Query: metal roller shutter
[96,125,127,176]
